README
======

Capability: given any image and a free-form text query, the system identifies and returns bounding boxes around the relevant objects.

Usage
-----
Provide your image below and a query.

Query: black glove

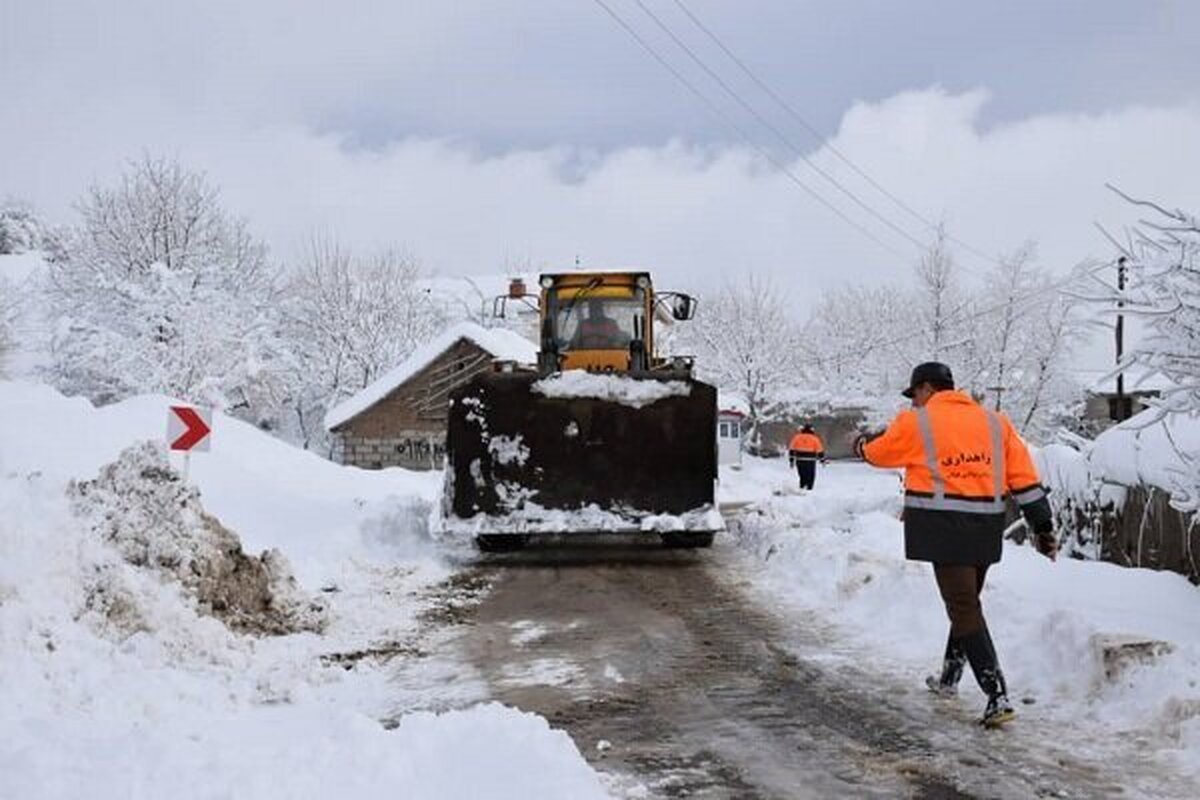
[1034,528,1058,561]
[851,435,868,459]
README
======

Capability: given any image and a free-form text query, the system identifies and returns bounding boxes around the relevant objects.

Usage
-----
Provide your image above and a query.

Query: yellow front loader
[441,271,721,551]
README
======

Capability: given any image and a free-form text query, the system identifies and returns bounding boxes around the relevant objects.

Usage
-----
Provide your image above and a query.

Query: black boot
[960,628,1015,728]
[925,634,965,696]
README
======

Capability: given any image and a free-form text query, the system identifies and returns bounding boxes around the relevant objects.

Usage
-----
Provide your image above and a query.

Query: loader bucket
[440,370,721,538]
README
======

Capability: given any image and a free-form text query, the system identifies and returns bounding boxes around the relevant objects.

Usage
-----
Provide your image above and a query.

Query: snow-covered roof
[324,322,538,431]
[1082,365,1176,395]
[717,389,750,416]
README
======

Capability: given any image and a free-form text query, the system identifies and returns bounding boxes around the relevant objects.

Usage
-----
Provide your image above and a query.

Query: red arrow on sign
[169,406,212,451]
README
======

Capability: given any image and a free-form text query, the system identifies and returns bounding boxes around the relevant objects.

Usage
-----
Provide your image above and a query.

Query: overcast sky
[3,0,1199,336]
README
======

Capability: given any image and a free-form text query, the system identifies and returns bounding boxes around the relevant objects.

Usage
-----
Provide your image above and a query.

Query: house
[325,322,538,470]
[1079,367,1170,427]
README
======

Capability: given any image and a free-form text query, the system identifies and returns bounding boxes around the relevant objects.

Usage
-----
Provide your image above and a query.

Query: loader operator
[788,424,825,490]
[570,299,629,350]
[853,362,1057,729]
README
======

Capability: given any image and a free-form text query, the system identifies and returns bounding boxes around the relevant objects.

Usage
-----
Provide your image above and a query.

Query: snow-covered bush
[281,236,445,450]
[0,201,68,261]
[46,156,291,423]
[0,201,44,255]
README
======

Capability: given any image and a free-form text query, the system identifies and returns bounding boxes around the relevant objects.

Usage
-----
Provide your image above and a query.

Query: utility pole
[1115,256,1128,420]
[988,385,1005,412]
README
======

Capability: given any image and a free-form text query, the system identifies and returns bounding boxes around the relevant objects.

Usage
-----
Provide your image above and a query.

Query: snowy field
[0,381,610,799]
[724,457,1200,782]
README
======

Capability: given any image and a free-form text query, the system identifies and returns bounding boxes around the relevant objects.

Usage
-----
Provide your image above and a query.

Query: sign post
[167,405,212,479]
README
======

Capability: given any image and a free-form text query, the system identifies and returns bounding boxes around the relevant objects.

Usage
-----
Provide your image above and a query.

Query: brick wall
[334,432,447,471]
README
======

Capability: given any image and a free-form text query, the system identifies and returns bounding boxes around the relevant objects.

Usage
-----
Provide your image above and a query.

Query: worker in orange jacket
[788,424,825,490]
[853,362,1057,728]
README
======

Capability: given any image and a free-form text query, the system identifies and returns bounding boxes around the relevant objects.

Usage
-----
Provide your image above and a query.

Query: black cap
[902,362,954,398]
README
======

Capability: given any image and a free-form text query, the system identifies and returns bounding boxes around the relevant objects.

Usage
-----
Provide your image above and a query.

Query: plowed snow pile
[69,441,326,636]
[0,381,611,800]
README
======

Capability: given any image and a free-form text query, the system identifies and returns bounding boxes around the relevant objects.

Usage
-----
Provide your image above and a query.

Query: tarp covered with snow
[324,322,537,432]
[1088,410,1200,496]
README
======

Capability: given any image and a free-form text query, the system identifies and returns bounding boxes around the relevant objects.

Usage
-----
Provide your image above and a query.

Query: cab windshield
[555,293,643,352]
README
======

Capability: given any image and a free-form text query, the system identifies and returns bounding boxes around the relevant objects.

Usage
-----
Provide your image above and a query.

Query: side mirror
[671,294,697,321]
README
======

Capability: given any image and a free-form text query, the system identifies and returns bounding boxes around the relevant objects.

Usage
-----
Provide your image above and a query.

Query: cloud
[5,85,1200,337]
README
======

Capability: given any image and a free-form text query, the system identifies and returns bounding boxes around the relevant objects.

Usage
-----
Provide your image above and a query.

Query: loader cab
[539,272,655,373]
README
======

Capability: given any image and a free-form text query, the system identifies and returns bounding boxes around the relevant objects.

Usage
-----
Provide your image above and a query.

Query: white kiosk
[717,408,745,467]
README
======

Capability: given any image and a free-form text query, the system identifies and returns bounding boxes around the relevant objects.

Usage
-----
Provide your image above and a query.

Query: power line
[630,0,931,255]
[667,0,1008,271]
[589,0,910,260]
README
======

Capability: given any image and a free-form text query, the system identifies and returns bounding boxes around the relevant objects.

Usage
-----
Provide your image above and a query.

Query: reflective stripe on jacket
[788,432,825,460]
[862,390,1052,564]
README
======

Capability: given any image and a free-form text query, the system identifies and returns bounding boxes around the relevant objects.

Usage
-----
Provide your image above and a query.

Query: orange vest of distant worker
[788,432,825,459]
[862,391,1045,514]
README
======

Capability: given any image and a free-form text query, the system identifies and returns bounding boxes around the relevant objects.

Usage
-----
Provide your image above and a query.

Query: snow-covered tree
[678,275,806,445]
[1018,290,1087,435]
[804,282,910,402]
[911,227,967,363]
[801,234,1084,436]
[1092,190,1200,509]
[0,276,15,374]
[965,243,1082,427]
[46,156,289,422]
[282,236,445,450]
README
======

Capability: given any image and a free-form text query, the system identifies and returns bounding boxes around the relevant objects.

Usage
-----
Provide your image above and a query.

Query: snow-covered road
[433,528,1191,799]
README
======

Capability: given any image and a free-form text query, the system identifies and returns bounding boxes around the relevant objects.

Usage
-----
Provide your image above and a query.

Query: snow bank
[729,462,1200,777]
[0,380,443,586]
[325,321,537,431]
[6,702,609,800]
[532,371,691,408]
[0,380,612,798]
[0,249,48,282]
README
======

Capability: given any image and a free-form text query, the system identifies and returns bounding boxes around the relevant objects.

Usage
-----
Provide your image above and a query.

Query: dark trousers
[795,459,816,490]
[933,564,990,636]
[931,564,1007,700]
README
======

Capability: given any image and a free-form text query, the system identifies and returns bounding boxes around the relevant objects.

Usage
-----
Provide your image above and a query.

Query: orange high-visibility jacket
[862,390,1052,564]
[789,432,825,460]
